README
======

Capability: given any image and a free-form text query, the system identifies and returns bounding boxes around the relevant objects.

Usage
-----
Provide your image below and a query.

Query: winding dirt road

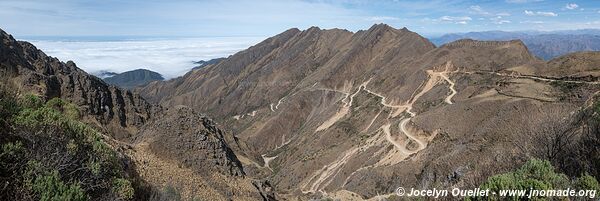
[261,154,277,172]
[303,62,459,193]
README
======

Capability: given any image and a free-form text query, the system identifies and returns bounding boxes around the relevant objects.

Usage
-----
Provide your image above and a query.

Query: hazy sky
[1,0,600,38]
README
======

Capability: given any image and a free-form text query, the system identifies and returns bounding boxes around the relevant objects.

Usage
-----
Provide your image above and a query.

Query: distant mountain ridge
[103,69,164,89]
[430,30,600,60]
[193,58,225,70]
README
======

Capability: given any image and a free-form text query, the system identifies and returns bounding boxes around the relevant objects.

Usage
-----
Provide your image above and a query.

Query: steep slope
[103,69,164,89]
[0,91,141,200]
[0,28,275,200]
[543,51,600,78]
[129,106,274,200]
[139,24,600,200]
[140,24,435,119]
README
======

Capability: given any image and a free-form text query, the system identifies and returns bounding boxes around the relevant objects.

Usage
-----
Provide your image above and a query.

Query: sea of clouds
[23,37,265,79]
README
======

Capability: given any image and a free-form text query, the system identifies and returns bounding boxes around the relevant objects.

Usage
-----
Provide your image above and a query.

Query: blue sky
[1,0,599,37]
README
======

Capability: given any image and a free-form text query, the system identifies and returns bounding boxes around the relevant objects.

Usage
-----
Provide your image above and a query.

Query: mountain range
[430,30,600,60]
[2,24,600,200]
[139,24,600,199]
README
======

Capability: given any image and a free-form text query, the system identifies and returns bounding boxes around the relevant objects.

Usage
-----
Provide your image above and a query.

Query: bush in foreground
[470,159,599,200]
[0,91,135,200]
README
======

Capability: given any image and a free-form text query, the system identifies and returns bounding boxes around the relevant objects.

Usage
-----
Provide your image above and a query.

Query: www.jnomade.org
[395,187,597,199]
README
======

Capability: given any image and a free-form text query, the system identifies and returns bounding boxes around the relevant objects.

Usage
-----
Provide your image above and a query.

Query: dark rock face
[103,69,164,89]
[136,106,245,177]
[0,29,156,138]
[252,180,277,201]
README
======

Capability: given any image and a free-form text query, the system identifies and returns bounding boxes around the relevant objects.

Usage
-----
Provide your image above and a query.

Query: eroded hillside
[139,24,600,200]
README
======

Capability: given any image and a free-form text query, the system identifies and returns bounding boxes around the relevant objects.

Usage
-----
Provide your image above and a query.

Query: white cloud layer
[24,37,265,78]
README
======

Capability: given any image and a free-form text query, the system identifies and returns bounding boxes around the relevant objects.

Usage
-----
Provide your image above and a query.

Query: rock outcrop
[135,106,245,176]
[0,29,156,139]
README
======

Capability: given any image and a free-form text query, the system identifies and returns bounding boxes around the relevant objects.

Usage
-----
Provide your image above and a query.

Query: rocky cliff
[0,29,156,139]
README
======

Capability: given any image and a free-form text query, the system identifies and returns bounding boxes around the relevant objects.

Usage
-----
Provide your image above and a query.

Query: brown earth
[139,24,600,200]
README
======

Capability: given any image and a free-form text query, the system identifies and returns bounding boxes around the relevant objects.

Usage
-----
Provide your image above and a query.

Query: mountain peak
[307,26,321,31]
[363,24,423,38]
[103,68,164,89]
[367,23,395,33]
[283,27,301,35]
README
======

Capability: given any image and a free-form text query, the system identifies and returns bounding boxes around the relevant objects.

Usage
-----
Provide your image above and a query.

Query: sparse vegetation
[550,80,582,93]
[516,102,600,182]
[30,170,86,201]
[0,87,136,200]
[149,185,202,201]
[113,178,135,200]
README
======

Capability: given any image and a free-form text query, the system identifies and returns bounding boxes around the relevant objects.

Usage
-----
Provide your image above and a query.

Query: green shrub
[0,91,20,126]
[574,173,600,192]
[44,98,65,109]
[14,106,64,128]
[14,98,118,168]
[473,159,599,200]
[1,141,24,158]
[514,159,569,189]
[66,139,78,155]
[20,94,43,109]
[113,178,135,200]
[88,161,101,176]
[32,170,87,201]
[2,96,131,199]
[45,98,80,119]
